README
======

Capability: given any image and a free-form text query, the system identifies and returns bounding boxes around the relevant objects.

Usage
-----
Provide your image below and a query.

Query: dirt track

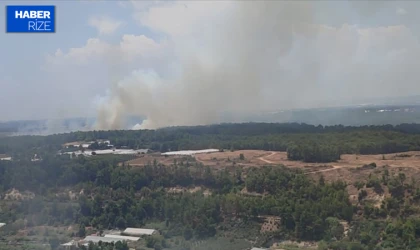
[258,152,277,164]
[123,150,420,186]
[125,150,420,170]
[304,165,344,174]
[121,150,420,203]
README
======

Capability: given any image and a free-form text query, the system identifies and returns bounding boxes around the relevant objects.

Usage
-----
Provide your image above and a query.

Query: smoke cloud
[94,1,420,130]
[95,1,317,130]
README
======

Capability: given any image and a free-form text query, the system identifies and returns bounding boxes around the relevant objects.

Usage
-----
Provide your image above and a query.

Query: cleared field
[195,150,271,167]
[125,150,420,169]
[196,150,420,170]
[123,150,420,191]
[195,150,420,205]
[124,150,276,168]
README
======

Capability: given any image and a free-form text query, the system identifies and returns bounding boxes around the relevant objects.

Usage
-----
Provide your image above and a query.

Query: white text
[28,20,51,31]
[15,11,50,19]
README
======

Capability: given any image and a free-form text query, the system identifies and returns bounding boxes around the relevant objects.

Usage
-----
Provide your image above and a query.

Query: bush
[146,235,165,249]
[354,181,365,190]
[366,178,383,194]
[358,190,368,201]
[184,227,193,240]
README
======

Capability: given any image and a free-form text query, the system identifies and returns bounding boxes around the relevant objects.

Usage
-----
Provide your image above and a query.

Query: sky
[1,1,420,129]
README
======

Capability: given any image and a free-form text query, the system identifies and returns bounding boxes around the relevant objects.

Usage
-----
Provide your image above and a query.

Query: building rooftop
[161,149,219,156]
[0,155,11,161]
[63,141,84,147]
[104,234,140,241]
[123,228,157,236]
[61,240,78,246]
[82,235,124,244]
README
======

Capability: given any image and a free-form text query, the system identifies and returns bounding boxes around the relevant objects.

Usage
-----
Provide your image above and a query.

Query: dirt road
[258,152,277,164]
[305,165,344,174]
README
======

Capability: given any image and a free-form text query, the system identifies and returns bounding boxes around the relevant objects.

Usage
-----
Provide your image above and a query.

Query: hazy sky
[1,1,420,125]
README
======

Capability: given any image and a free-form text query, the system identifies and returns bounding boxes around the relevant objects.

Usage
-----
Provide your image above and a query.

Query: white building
[0,223,5,228]
[63,148,148,157]
[104,234,140,241]
[161,149,219,156]
[0,154,11,161]
[60,240,79,249]
[122,228,158,237]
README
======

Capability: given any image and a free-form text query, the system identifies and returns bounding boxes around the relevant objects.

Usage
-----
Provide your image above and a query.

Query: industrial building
[0,154,11,161]
[60,227,156,247]
[161,149,219,156]
[122,228,158,236]
[60,240,79,250]
[103,234,140,241]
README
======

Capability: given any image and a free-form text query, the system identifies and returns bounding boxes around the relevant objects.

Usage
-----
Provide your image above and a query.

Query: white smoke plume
[94,1,419,130]
[94,1,316,130]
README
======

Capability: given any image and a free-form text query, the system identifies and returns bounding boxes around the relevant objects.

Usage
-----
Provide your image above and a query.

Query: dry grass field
[124,149,420,170]
[123,150,420,195]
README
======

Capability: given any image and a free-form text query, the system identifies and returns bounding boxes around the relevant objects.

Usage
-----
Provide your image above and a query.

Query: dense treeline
[4,123,420,249]
[0,155,352,243]
[2,150,420,248]
[337,167,420,250]
[3,123,420,162]
[287,143,341,162]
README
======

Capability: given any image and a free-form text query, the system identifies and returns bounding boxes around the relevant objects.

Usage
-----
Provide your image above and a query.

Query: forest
[2,123,420,249]
[0,151,420,249]
[2,123,420,162]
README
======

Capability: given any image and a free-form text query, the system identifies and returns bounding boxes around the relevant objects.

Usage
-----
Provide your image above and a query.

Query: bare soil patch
[124,150,420,174]
[123,150,420,196]
[259,216,281,233]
